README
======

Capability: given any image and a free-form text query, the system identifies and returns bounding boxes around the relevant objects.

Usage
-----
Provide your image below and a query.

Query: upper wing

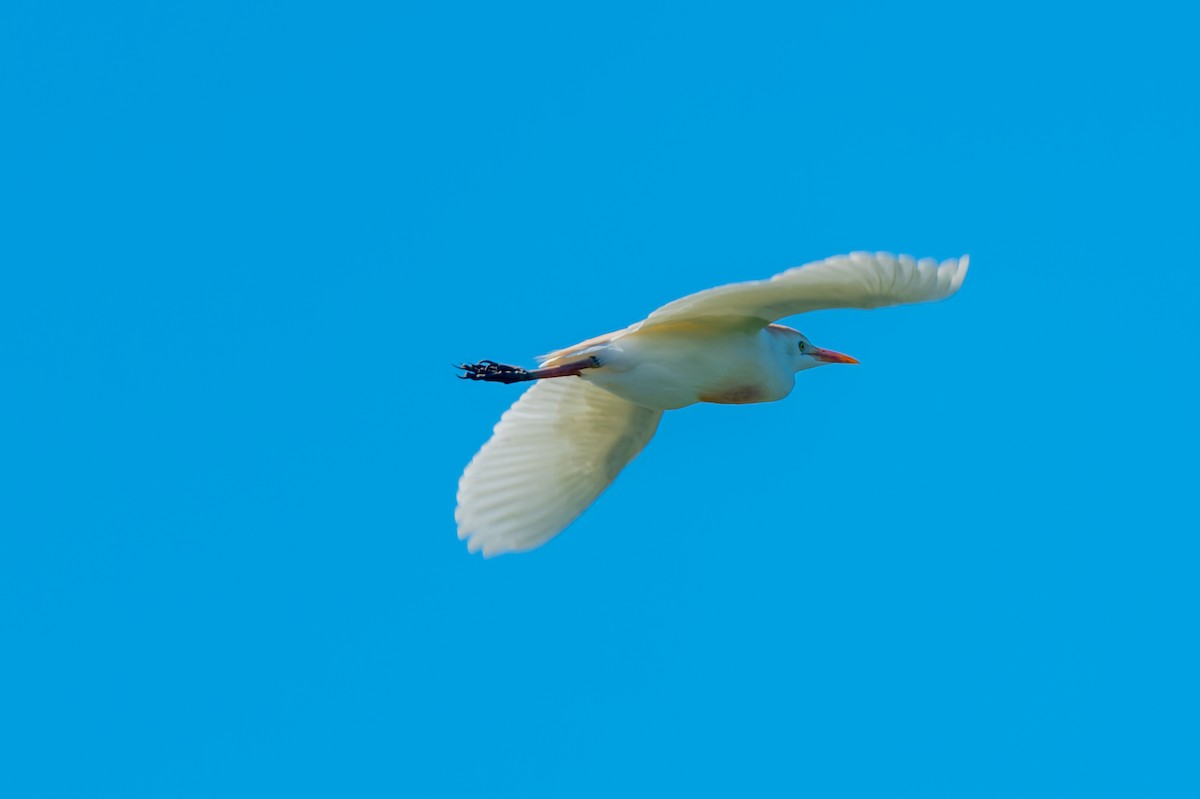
[456,378,662,556]
[641,252,968,330]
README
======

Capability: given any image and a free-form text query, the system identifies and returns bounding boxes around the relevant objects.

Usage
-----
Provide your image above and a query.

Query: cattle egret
[456,251,968,556]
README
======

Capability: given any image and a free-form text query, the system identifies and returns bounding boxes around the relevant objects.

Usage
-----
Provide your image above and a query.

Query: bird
[455,251,968,556]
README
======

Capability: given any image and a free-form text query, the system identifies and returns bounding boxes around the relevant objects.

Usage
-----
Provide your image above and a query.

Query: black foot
[456,360,532,384]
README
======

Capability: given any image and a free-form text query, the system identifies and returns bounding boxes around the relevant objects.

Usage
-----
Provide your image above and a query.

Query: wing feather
[641,252,968,329]
[456,378,662,556]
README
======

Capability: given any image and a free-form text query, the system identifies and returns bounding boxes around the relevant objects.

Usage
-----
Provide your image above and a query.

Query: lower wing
[456,378,663,556]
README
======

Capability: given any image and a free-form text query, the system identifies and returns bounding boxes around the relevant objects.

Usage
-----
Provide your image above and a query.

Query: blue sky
[3,1,1198,796]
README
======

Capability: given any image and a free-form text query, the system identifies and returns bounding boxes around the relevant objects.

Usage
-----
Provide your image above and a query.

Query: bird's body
[561,322,800,410]
[456,251,969,556]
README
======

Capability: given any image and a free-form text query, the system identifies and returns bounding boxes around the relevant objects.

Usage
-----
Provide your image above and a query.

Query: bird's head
[785,329,860,372]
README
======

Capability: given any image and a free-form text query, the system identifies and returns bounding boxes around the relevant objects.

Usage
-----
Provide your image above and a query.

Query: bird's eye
[798,342,806,352]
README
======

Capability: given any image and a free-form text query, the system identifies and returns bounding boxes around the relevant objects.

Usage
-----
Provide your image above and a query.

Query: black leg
[456,356,601,384]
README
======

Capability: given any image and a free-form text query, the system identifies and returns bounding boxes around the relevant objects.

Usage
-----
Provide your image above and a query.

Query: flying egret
[455,251,968,556]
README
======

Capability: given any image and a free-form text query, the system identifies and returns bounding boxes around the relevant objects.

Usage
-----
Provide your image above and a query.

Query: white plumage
[456,251,969,556]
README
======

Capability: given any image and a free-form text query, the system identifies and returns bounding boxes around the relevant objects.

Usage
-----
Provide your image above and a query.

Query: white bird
[455,251,968,556]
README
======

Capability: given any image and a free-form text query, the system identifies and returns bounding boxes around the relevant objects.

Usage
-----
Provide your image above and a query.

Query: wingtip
[954,254,970,292]
[457,521,514,558]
